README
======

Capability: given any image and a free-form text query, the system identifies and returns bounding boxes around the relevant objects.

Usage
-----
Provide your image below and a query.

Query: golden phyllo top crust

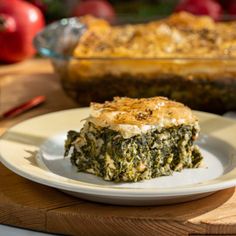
[89,97,198,138]
[74,12,236,59]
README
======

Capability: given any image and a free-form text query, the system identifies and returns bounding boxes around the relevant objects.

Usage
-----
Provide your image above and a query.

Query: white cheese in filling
[88,117,195,138]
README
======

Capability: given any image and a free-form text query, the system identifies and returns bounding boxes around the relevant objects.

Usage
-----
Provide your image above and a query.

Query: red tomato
[72,0,116,21]
[175,0,222,21]
[0,0,45,63]
[27,0,48,15]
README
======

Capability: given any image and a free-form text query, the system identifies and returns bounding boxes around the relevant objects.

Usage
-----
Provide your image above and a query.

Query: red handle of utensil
[2,95,46,119]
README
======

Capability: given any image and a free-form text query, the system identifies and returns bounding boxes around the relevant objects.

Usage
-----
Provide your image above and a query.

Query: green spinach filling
[65,122,203,182]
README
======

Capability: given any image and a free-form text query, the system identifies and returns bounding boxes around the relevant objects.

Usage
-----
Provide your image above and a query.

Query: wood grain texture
[0,59,77,134]
[0,164,81,231]
[46,189,236,236]
[1,59,236,236]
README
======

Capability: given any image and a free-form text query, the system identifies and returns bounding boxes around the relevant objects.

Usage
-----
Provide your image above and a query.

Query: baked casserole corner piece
[65,97,203,182]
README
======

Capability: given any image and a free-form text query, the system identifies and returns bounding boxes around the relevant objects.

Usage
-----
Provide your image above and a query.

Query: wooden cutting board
[1,59,236,236]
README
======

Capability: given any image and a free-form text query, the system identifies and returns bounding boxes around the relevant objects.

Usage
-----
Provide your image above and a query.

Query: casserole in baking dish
[34,12,236,113]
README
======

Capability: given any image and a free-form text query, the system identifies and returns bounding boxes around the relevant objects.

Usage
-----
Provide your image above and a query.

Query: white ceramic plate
[1,108,236,206]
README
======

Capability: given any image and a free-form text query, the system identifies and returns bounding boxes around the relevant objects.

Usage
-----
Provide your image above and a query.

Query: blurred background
[26,0,236,23]
[1,0,236,118]
[1,0,236,64]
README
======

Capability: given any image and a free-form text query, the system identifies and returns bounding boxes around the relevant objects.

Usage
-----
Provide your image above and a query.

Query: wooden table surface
[1,59,236,236]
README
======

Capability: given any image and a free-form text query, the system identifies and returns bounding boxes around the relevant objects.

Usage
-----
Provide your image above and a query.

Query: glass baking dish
[34,17,236,114]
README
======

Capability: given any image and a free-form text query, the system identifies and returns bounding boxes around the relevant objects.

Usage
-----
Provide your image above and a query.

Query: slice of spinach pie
[64,97,203,182]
